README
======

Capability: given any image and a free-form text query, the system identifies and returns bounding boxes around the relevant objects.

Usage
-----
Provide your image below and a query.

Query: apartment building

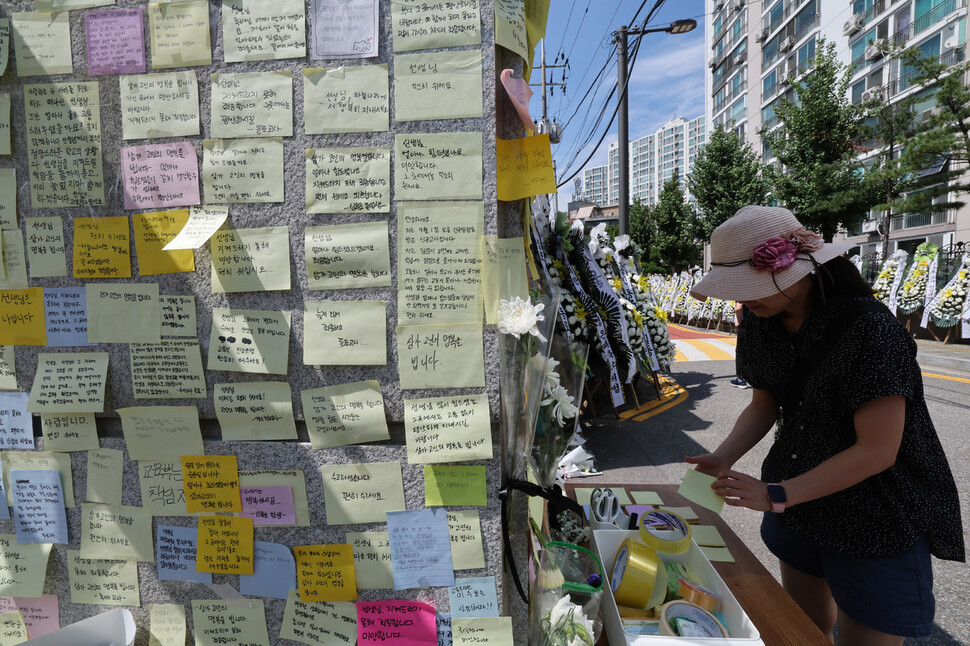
[581,163,610,206]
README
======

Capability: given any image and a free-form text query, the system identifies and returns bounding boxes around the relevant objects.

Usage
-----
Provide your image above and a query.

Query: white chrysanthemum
[497,297,546,342]
[542,384,579,426]
[531,355,561,391]
[570,219,586,235]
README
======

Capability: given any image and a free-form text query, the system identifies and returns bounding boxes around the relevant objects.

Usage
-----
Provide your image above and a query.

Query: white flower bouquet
[897,244,938,315]
[927,255,970,328]
[529,543,604,646]
[872,250,907,307]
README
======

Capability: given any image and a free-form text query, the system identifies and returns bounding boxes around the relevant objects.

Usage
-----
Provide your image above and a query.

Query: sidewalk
[916,338,970,374]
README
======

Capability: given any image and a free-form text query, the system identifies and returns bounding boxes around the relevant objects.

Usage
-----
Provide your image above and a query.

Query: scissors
[590,488,621,525]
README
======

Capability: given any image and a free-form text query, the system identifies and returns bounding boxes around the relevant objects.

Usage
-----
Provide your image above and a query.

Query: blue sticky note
[240,541,296,599]
[0,392,33,450]
[437,612,452,646]
[386,508,455,590]
[44,287,95,347]
[448,576,499,618]
[11,469,68,544]
[0,463,9,520]
[156,525,212,584]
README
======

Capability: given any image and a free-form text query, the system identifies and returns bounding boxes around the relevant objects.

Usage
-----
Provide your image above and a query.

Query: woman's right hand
[685,453,732,477]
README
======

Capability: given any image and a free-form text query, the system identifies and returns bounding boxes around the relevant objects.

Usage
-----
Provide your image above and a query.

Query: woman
[686,206,964,645]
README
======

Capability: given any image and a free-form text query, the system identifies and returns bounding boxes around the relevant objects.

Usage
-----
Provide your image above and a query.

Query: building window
[796,37,816,72]
[851,78,866,103]
[851,28,875,65]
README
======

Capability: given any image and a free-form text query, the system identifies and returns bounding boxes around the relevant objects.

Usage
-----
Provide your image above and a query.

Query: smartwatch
[766,483,787,513]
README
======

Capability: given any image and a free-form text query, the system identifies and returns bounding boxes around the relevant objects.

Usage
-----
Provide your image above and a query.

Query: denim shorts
[761,513,935,638]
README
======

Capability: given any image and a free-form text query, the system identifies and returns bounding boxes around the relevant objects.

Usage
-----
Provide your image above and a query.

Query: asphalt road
[576,359,970,646]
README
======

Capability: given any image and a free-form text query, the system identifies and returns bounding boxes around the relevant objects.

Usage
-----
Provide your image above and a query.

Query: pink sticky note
[85,9,146,76]
[0,595,60,637]
[239,486,296,526]
[500,69,535,134]
[357,601,437,646]
[121,142,201,210]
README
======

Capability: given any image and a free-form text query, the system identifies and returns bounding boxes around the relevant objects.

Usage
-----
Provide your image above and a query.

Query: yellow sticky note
[202,138,284,203]
[0,229,27,290]
[149,604,186,646]
[304,66,389,134]
[0,287,46,345]
[196,515,254,574]
[678,469,726,514]
[300,381,389,449]
[394,133,483,200]
[148,1,211,69]
[223,0,306,62]
[163,204,227,250]
[0,611,28,644]
[700,546,735,563]
[138,461,190,517]
[660,506,700,522]
[133,210,195,275]
[303,301,387,366]
[497,134,557,201]
[405,394,492,463]
[80,503,154,562]
[392,0,481,51]
[211,71,293,138]
[305,222,392,289]
[574,487,632,506]
[214,382,297,441]
[320,463,405,525]
[11,12,73,76]
[86,283,161,344]
[305,147,390,214]
[0,535,51,597]
[0,171,16,229]
[191,600,269,646]
[207,308,291,375]
[210,226,291,293]
[346,531,392,590]
[494,0,527,61]
[453,617,514,646]
[394,50,483,121]
[481,236,529,324]
[120,71,200,140]
[86,448,124,505]
[280,592,357,644]
[630,490,665,505]
[25,216,68,279]
[397,324,486,389]
[691,525,727,548]
[424,465,487,507]
[239,470,309,527]
[160,295,198,337]
[0,346,15,391]
[27,352,109,415]
[130,340,207,399]
[448,510,485,570]
[119,406,204,461]
[74,217,131,279]
[2,451,75,507]
[294,544,358,602]
[181,455,241,513]
[68,550,140,606]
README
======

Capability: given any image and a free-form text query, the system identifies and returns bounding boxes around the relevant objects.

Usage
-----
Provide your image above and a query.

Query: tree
[688,127,770,241]
[764,39,875,241]
[652,178,701,272]
[629,198,665,273]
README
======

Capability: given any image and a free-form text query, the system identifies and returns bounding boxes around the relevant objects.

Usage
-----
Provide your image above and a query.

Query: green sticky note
[280,591,356,644]
[448,510,485,570]
[397,324,486,390]
[12,12,73,76]
[149,604,186,646]
[320,462,405,525]
[68,550,140,606]
[148,1,211,69]
[222,0,306,62]
[202,138,284,203]
[303,301,387,366]
[394,133,483,201]
[86,448,124,505]
[424,465,486,507]
[346,531,392,590]
[305,147,390,214]
[119,406,203,461]
[86,284,161,344]
[211,226,291,293]
[659,506,700,522]
[453,617,514,646]
[405,394,491,463]
[305,222,392,290]
[120,71,200,140]
[394,50,483,121]
[700,545,735,563]
[0,535,51,597]
[207,308,291,375]
[630,490,665,505]
[691,525,726,548]
[211,71,293,138]
[80,503,154,562]
[301,381,389,449]
[214,382,297,441]
[677,469,725,514]
[303,65,389,134]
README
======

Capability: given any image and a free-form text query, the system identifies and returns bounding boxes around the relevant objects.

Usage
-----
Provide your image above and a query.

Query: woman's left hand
[712,470,772,512]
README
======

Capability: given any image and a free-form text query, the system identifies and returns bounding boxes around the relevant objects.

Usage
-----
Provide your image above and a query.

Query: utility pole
[532,40,567,216]
[617,26,630,235]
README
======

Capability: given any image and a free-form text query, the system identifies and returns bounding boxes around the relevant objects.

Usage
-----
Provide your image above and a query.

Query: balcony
[890,209,955,230]
[914,0,964,35]
[762,0,812,36]
[858,0,887,27]
[883,46,965,96]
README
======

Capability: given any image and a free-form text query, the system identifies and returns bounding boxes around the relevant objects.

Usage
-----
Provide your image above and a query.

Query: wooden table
[564,483,830,646]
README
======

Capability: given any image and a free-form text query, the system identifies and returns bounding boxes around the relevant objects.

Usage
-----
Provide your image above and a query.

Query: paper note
[85,8,146,75]
[295,544,357,602]
[0,19,8,77]
[203,138,284,203]
[86,448,123,505]
[452,617,513,645]
[630,490,664,505]
[214,382,297,441]
[239,470,309,526]
[24,82,104,207]
[11,470,68,544]
[395,51,483,121]
[0,393,31,450]
[303,301,387,366]
[120,71,200,139]
[239,486,295,526]
[398,201,484,324]
[392,0,481,51]
[700,546,735,563]
[575,487,632,506]
[162,205,228,250]
[156,525,211,583]
[132,210,195,275]
[0,595,58,639]
[0,346,14,391]
[438,614,452,646]
[397,324,485,389]
[494,0,527,60]
[305,147,390,214]
[196,515,254,574]
[86,284,161,344]
[139,462,188,516]
[0,230,27,290]
[27,352,109,413]
[448,510,485,570]
[395,133,483,200]
[347,531,392,589]
[211,72,293,138]
[210,226,291,293]
[404,395,491,463]
[182,455,241,513]
[207,308,291,375]
[310,0,378,59]
[301,380,389,449]
[481,236,529,323]
[691,525,726,547]
[0,610,28,643]
[678,470,725,514]
[0,170,15,226]
[240,541,296,599]
[387,508,455,589]
[149,604,186,646]
[40,414,98,452]
[320,462,405,525]
[122,144,200,210]
[80,503,153,562]
[148,1,211,69]
[191,600,269,646]
[130,341,207,398]
[73,216,130,279]
[303,65,388,134]
[357,601,437,646]
[223,0,305,62]
[25,217,67,279]
[280,591,356,645]
[305,222,391,289]
[160,295,197,337]
[496,134,557,201]
[424,466,486,507]
[119,406,203,461]
[11,12,72,76]
[659,506,700,522]
[449,577,498,618]
[0,288,46,346]
[2,451,74,507]
[0,536,51,597]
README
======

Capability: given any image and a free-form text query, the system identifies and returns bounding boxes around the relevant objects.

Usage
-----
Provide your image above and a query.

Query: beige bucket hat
[691,205,853,302]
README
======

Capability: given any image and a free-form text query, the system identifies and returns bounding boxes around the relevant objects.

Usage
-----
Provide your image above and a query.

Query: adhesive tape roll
[638,510,692,555]
[611,538,667,609]
[678,578,720,612]
[659,600,728,638]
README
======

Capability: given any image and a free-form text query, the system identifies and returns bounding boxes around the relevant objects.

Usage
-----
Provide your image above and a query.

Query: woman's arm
[686,388,779,475]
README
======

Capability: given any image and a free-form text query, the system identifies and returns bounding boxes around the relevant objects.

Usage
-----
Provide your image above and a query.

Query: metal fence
[860,241,967,291]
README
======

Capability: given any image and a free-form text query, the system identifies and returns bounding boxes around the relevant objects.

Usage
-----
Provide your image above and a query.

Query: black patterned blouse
[739,296,965,561]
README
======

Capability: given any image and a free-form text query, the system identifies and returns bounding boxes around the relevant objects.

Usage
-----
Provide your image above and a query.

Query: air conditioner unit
[756,27,768,43]
[709,58,717,68]
[944,35,959,49]
[862,89,873,102]
[867,86,885,101]
[731,0,744,11]
[921,107,939,122]
[714,0,725,10]
[780,36,795,52]
[861,220,878,233]
[865,39,886,60]
[843,14,865,36]
[734,52,747,65]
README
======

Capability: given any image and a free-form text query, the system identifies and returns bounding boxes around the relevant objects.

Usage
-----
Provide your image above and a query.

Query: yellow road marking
[616,376,689,422]
[921,371,970,384]
[686,339,734,361]
[673,348,689,363]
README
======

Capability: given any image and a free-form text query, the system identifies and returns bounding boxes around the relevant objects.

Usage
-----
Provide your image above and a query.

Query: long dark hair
[812,256,874,304]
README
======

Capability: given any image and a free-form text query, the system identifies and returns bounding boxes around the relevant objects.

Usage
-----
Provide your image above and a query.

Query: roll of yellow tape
[638,510,692,555]
[611,538,667,609]
[659,600,728,638]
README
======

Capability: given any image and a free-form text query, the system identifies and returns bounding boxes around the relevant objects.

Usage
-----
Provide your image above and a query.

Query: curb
[917,351,970,373]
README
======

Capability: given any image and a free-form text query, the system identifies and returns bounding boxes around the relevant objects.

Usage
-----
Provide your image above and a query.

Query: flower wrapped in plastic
[871,249,908,308]
[897,243,939,315]
[926,254,970,328]
[530,542,604,646]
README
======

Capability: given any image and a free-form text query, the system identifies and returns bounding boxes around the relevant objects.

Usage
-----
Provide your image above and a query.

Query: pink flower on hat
[785,227,824,253]
[751,238,798,272]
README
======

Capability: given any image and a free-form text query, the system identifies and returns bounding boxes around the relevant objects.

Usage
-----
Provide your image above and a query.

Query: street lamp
[616,18,698,235]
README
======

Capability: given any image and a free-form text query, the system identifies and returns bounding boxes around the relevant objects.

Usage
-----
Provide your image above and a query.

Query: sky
[527,0,709,209]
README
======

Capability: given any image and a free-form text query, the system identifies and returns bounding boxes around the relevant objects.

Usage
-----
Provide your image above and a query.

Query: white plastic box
[592,530,765,646]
